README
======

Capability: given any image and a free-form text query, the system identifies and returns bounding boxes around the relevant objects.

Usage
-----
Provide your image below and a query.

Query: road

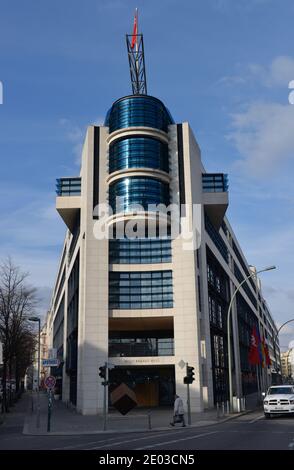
[0,409,294,450]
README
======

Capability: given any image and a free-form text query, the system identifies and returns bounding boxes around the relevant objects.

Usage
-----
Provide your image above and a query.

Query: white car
[263,385,294,418]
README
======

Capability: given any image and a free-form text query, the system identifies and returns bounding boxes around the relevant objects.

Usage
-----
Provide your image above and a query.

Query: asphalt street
[0,409,294,450]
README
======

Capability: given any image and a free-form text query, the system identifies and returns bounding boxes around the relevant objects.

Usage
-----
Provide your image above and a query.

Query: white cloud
[249,56,294,88]
[228,102,294,175]
[59,117,104,164]
[218,55,294,91]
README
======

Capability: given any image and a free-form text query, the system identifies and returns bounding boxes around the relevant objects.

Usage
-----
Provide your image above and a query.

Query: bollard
[216,402,220,419]
[222,401,225,416]
[242,396,246,411]
[148,411,152,430]
[226,400,230,414]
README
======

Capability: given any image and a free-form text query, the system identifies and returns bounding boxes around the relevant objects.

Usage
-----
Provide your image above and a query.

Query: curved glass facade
[109,136,169,174]
[109,177,170,214]
[105,95,174,133]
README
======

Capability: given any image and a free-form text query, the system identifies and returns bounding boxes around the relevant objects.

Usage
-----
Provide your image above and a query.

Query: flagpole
[227,265,276,413]
[256,364,260,402]
[135,8,139,83]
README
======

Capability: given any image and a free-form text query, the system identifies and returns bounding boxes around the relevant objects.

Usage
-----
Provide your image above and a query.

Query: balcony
[56,177,81,196]
[202,173,229,229]
[56,177,81,232]
[109,338,174,358]
[202,173,228,193]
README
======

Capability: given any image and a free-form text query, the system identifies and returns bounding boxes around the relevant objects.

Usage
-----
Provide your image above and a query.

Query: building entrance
[109,365,175,407]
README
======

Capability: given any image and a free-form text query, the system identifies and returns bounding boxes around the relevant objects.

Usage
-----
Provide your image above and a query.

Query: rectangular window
[109,270,173,309]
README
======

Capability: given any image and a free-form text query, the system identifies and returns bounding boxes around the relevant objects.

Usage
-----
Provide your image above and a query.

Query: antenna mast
[126,9,147,95]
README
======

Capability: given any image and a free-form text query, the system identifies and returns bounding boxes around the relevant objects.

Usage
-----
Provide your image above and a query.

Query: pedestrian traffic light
[99,365,106,380]
[184,366,195,384]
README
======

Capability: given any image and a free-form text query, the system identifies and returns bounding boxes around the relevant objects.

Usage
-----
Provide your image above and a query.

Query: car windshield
[268,387,293,395]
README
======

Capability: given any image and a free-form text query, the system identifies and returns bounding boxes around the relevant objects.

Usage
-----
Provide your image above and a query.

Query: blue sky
[1,0,294,348]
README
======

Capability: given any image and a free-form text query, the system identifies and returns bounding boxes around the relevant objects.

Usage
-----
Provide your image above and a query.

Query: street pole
[227,266,276,412]
[187,383,191,425]
[37,319,40,428]
[29,316,41,428]
[47,388,52,432]
[103,362,108,431]
[186,363,191,425]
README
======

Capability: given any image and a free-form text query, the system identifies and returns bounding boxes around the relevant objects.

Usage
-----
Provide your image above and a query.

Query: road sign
[44,376,56,390]
[42,358,59,367]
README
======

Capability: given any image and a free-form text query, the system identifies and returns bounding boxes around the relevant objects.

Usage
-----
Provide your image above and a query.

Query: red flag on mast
[262,338,271,367]
[131,9,138,49]
[248,326,262,365]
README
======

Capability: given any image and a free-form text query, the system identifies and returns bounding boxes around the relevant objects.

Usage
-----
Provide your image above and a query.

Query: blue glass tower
[106,95,174,216]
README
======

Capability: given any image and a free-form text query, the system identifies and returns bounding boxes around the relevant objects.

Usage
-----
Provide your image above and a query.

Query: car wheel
[264,413,271,419]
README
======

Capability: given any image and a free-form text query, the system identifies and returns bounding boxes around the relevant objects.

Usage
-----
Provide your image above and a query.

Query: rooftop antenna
[126,8,147,95]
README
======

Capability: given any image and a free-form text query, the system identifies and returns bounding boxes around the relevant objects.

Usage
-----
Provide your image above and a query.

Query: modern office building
[45,30,280,415]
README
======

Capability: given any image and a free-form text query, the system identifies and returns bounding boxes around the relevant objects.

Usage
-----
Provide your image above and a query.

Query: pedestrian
[170,394,186,427]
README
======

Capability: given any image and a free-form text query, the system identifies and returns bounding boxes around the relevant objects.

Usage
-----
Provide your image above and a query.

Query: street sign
[42,358,59,367]
[44,376,56,390]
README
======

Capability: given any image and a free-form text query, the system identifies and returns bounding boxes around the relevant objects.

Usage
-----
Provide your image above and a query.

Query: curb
[22,410,255,436]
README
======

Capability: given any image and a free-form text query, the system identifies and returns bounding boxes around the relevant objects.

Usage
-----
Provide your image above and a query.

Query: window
[109,238,172,264]
[109,270,173,309]
[109,137,169,173]
[205,213,228,263]
[109,177,170,214]
[105,95,174,133]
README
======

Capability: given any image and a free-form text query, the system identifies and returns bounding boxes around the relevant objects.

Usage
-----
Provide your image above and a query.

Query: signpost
[42,358,59,367]
[44,376,56,432]
[183,363,195,425]
[98,362,115,431]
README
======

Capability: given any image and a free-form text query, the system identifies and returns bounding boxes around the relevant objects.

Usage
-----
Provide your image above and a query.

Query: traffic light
[99,365,106,380]
[184,366,195,384]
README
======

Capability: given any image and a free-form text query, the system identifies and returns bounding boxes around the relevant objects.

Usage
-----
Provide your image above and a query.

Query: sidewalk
[23,392,253,436]
[0,393,31,432]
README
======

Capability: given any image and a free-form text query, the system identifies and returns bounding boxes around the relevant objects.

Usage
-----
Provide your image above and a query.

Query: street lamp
[227,265,276,412]
[28,316,41,428]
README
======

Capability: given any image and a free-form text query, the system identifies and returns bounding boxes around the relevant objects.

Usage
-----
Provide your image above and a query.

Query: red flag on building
[131,9,138,49]
[262,338,271,366]
[248,326,262,365]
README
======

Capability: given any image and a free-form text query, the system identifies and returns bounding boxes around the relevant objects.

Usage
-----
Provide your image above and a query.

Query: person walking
[170,394,186,427]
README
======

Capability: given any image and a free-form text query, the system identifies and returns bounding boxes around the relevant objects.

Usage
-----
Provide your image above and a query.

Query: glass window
[109,270,173,309]
[109,177,170,214]
[109,136,169,174]
[109,238,172,264]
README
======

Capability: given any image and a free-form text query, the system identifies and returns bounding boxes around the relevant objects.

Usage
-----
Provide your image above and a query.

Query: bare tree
[0,258,38,412]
